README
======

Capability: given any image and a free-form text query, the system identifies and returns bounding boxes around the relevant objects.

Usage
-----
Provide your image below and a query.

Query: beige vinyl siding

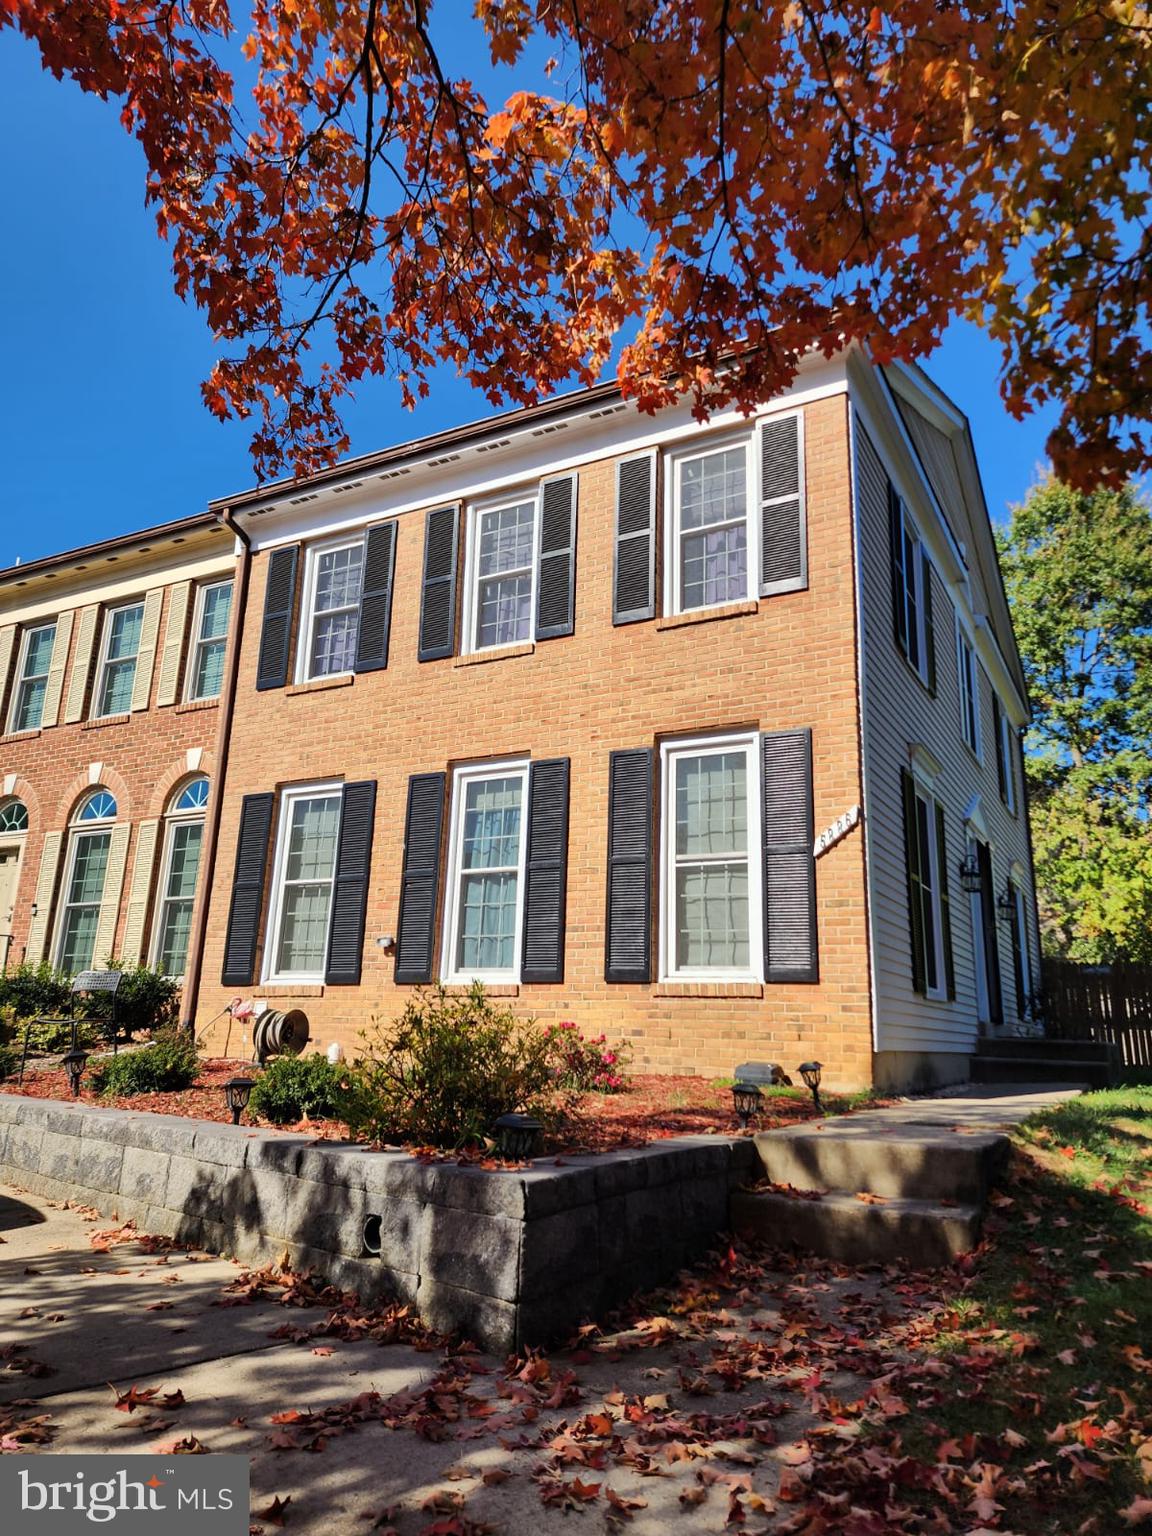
[854,417,1040,1055]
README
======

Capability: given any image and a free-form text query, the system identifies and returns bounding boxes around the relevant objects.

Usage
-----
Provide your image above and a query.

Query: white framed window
[151,777,209,978]
[297,538,365,681]
[999,708,1018,814]
[263,784,342,983]
[93,601,144,717]
[892,496,930,685]
[659,732,763,982]
[441,760,529,982]
[665,434,756,615]
[462,494,539,652]
[956,621,981,758]
[186,580,233,701]
[8,621,56,733]
[56,789,117,975]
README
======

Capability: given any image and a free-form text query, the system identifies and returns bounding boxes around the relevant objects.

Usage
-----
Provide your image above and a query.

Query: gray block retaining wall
[0,1096,757,1352]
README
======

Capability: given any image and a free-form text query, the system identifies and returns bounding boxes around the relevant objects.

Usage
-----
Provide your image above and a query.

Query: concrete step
[732,1187,982,1268]
[976,1036,1115,1063]
[751,1125,1008,1204]
[970,1054,1113,1088]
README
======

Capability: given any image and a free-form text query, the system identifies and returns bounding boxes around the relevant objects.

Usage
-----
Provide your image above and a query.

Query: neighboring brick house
[0,516,235,985]
[187,347,1038,1090]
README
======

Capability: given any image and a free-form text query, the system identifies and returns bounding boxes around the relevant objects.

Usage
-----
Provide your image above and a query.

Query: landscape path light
[224,1075,256,1126]
[798,1060,824,1114]
[493,1114,542,1160]
[731,1081,765,1130]
[62,1047,88,1099]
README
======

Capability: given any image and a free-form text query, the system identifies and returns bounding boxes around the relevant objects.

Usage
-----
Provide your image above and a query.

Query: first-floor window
[1009,879,1030,1017]
[265,785,342,981]
[902,771,950,1001]
[661,734,761,980]
[442,762,528,981]
[152,777,209,977]
[56,789,118,974]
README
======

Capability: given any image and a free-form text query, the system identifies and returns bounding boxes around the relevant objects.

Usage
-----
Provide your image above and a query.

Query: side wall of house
[196,393,876,1086]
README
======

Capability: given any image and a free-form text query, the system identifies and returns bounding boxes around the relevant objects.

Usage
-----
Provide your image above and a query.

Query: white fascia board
[238,355,851,555]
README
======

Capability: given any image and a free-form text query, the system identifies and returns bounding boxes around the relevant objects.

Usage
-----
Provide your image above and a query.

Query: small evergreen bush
[247,1054,355,1125]
[91,1028,199,1097]
[347,984,570,1148]
[0,962,70,1021]
[90,960,181,1037]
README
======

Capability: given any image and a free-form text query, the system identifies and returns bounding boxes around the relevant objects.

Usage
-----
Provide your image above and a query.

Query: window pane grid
[13,624,54,732]
[670,749,753,973]
[309,546,363,677]
[451,773,524,975]
[59,830,111,975]
[475,502,534,649]
[97,604,143,716]
[272,794,340,976]
[677,447,749,611]
[189,582,233,700]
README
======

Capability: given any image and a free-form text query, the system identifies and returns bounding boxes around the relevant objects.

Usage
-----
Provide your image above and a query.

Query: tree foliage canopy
[998,479,1152,963]
[5,2,1152,483]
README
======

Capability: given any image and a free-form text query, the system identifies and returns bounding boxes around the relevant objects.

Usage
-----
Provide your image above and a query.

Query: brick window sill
[256,984,325,999]
[174,697,220,715]
[454,643,535,668]
[656,599,758,631]
[83,713,130,731]
[654,981,765,999]
[286,674,355,697]
[0,728,41,745]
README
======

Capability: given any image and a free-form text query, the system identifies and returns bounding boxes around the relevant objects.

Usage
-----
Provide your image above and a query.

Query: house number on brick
[814,805,862,858]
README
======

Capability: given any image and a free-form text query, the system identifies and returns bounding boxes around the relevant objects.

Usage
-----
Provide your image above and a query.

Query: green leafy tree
[997,479,1152,962]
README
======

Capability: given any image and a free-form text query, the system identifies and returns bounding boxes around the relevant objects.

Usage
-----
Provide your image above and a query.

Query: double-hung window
[902,771,951,1001]
[94,602,144,717]
[668,437,755,614]
[57,789,117,975]
[152,777,209,977]
[956,622,981,757]
[891,493,931,685]
[264,785,343,982]
[442,761,529,982]
[660,734,762,980]
[186,580,233,701]
[299,539,365,680]
[1009,879,1030,1017]
[992,696,1018,814]
[8,622,55,733]
[465,497,538,652]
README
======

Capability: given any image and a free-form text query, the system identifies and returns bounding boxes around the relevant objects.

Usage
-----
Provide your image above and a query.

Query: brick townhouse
[0,516,234,986]
[177,344,1040,1092]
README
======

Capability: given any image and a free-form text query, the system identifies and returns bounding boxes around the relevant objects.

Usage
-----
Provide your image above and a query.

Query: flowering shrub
[545,1020,633,1093]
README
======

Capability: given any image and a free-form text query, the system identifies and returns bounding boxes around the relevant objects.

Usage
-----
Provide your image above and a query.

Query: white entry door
[0,842,23,965]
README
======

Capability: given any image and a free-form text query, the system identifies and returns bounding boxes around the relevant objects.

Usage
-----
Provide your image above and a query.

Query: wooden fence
[1042,960,1152,1070]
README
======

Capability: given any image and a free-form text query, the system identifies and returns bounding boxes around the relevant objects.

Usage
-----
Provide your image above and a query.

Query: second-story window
[186,580,233,701]
[668,437,754,614]
[956,621,981,757]
[993,696,1018,814]
[9,621,56,733]
[94,602,144,717]
[465,496,538,651]
[300,539,364,679]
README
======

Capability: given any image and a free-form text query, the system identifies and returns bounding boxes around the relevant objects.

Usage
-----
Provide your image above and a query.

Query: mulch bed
[0,1062,845,1154]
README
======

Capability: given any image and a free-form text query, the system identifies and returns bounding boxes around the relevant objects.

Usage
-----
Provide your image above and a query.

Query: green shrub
[18,1017,99,1054]
[0,962,70,1022]
[90,960,181,1037]
[248,1054,356,1125]
[347,984,570,1148]
[91,1028,199,1097]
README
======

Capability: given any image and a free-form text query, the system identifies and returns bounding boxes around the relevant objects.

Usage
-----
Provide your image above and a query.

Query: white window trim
[460,490,540,655]
[658,730,764,984]
[184,578,234,702]
[956,618,982,760]
[262,781,343,985]
[893,496,931,687]
[664,431,758,618]
[440,757,530,984]
[1011,880,1030,1010]
[912,781,948,1002]
[295,535,365,683]
[149,805,207,980]
[92,600,144,719]
[54,826,112,973]
[999,706,1018,814]
[7,620,56,734]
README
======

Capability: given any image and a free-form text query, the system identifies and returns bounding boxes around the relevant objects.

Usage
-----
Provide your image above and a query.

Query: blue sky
[0,30,1059,569]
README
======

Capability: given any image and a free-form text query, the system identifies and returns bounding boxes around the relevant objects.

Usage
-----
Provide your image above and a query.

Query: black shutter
[325,780,377,985]
[535,475,578,640]
[605,748,652,982]
[355,522,397,673]
[395,772,446,983]
[759,413,806,595]
[922,549,937,695]
[888,481,906,654]
[613,452,656,624]
[992,695,1008,801]
[221,793,275,985]
[935,803,955,1000]
[761,728,819,983]
[418,505,460,661]
[256,545,299,690]
[521,758,570,982]
[901,769,927,995]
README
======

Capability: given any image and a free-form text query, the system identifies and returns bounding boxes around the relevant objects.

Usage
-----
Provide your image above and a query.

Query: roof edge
[0,511,223,587]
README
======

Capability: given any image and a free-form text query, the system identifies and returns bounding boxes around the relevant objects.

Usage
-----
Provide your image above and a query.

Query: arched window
[0,799,28,834]
[152,777,209,977]
[57,788,118,974]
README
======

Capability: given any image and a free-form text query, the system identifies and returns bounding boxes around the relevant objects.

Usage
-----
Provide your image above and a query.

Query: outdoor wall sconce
[731,1081,764,1130]
[798,1061,824,1114]
[997,887,1015,924]
[224,1075,256,1125]
[493,1113,542,1160]
[62,1047,88,1099]
[958,852,983,894]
